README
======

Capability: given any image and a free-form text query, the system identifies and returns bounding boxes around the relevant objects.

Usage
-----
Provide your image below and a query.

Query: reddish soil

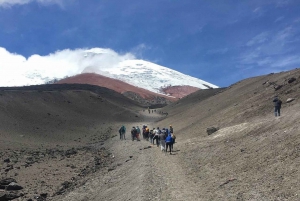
[160,85,200,98]
[57,73,174,101]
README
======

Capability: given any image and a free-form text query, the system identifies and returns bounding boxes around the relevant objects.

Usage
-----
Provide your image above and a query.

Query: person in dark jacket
[273,96,282,117]
[131,127,137,141]
[119,125,126,140]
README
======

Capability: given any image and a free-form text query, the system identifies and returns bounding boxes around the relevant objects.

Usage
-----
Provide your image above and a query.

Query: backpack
[165,135,172,143]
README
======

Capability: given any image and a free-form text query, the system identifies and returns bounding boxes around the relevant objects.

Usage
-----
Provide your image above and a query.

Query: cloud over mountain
[0,47,135,86]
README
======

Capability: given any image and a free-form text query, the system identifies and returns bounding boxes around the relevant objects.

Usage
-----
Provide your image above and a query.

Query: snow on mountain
[0,47,218,93]
[84,59,218,94]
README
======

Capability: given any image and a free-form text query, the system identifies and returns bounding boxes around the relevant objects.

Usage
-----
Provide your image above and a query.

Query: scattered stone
[0,191,22,200]
[129,156,133,158]
[3,159,10,163]
[274,85,282,91]
[206,127,219,135]
[0,178,16,189]
[286,98,295,103]
[108,167,115,172]
[288,77,296,83]
[6,182,23,191]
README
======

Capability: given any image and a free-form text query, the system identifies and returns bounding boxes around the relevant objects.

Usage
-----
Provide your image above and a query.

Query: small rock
[108,167,115,172]
[0,191,22,200]
[3,158,10,163]
[206,127,219,135]
[6,182,23,191]
[288,77,296,83]
[0,178,17,186]
[286,98,295,103]
[274,85,282,91]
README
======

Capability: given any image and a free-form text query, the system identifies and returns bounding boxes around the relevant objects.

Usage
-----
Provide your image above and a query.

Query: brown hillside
[56,73,176,105]
[160,85,201,98]
[156,68,300,200]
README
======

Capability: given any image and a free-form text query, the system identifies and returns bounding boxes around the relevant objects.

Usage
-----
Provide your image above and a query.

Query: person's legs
[274,107,278,116]
[278,107,281,116]
[166,142,172,154]
[166,143,169,153]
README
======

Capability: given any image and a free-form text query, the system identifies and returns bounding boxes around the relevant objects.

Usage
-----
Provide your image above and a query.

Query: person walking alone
[273,95,282,117]
[119,125,126,140]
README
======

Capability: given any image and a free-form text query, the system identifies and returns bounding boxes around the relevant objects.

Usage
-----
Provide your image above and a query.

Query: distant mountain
[79,51,218,98]
[82,53,218,95]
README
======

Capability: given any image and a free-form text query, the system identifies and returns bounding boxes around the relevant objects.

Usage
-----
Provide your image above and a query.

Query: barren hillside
[0,69,300,200]
[156,68,300,200]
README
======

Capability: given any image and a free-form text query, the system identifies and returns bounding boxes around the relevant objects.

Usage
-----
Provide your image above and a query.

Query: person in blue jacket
[165,134,173,154]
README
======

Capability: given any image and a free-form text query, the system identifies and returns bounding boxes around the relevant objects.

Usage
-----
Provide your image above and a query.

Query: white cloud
[246,32,269,46]
[0,47,136,86]
[207,48,228,55]
[274,16,285,23]
[0,0,67,7]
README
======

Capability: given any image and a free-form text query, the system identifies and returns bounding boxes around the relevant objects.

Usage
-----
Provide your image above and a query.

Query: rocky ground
[1,69,300,200]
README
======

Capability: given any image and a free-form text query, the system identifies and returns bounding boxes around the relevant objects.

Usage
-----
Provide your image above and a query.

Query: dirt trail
[59,120,200,201]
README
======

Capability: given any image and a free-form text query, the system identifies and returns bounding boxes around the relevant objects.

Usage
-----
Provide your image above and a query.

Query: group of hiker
[119,125,176,154]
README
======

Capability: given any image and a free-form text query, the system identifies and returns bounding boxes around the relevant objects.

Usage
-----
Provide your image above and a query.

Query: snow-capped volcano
[83,59,218,95]
[0,47,218,96]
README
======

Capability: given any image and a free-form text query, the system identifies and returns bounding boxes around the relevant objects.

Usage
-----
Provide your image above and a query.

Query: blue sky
[0,0,300,87]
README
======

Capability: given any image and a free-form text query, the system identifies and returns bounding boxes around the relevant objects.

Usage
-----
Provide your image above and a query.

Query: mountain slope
[56,73,175,105]
[155,68,300,200]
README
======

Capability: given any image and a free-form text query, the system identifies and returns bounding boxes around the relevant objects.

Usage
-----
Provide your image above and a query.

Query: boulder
[288,77,296,83]
[0,191,21,201]
[286,98,295,103]
[0,179,16,189]
[6,182,23,191]
[207,127,219,135]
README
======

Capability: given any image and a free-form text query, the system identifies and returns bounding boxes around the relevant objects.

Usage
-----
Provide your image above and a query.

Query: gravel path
[60,126,201,201]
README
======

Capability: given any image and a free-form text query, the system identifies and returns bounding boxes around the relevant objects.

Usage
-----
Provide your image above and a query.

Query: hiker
[153,127,160,147]
[131,127,137,141]
[165,134,173,154]
[171,133,176,151]
[149,128,154,143]
[273,95,282,117]
[169,125,174,134]
[159,128,166,152]
[145,126,150,140]
[119,125,126,140]
[136,126,141,141]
